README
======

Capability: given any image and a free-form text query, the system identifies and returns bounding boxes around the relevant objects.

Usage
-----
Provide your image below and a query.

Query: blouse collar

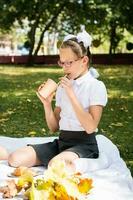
[74,70,94,85]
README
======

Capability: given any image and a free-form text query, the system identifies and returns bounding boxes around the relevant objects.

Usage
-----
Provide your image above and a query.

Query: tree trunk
[109,23,117,55]
[27,18,40,66]
[33,3,65,57]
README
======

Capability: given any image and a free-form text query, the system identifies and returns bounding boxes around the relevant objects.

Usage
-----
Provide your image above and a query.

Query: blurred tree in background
[0,0,133,63]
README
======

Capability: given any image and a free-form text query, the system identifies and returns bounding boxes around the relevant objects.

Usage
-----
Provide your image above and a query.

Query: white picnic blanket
[0,135,133,200]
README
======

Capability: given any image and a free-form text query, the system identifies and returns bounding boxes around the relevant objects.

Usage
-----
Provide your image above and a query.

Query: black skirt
[29,130,99,167]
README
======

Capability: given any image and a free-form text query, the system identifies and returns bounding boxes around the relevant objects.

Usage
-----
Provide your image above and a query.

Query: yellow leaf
[78,178,93,194]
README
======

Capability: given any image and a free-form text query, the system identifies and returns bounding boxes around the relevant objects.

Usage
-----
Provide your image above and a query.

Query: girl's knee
[8,146,41,168]
[48,152,78,173]
[8,153,20,167]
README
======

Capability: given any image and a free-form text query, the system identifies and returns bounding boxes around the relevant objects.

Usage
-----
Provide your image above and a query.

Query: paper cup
[38,78,58,98]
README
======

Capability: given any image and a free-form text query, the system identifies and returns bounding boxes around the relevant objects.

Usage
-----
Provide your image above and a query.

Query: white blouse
[55,71,108,131]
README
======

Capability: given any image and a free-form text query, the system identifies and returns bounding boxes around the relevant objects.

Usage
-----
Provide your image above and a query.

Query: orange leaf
[78,178,93,194]
[54,183,76,200]
[74,172,82,176]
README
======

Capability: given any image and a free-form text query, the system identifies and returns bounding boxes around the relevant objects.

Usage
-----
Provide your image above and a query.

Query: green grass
[0,65,133,175]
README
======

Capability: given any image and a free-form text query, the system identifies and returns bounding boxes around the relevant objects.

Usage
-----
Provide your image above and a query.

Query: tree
[68,0,133,54]
[90,0,133,54]
[0,0,68,64]
[0,0,87,64]
[0,0,132,59]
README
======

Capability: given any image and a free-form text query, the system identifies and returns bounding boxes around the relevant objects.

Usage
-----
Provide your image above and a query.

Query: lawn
[0,65,133,175]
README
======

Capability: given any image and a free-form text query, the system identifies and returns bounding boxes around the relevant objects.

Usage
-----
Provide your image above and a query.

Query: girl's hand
[36,91,55,105]
[59,76,74,96]
[38,82,46,91]
[36,83,55,106]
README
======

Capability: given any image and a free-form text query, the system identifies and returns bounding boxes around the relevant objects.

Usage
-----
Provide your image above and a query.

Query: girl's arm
[68,94,103,133]
[37,92,61,132]
[44,105,61,132]
[60,77,103,134]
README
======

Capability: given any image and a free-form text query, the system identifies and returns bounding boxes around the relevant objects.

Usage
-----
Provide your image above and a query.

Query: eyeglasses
[58,57,83,67]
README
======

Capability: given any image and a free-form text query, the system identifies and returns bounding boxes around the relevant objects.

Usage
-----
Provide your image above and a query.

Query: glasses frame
[58,57,83,67]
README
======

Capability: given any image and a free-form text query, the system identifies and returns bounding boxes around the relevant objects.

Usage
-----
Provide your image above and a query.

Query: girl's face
[59,47,88,79]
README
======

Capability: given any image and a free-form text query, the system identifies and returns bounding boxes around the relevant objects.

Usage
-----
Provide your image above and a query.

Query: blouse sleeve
[89,80,108,106]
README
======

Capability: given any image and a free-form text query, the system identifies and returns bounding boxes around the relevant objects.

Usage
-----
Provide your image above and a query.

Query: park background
[0,1,133,175]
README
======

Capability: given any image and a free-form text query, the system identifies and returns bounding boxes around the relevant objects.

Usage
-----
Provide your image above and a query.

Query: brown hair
[60,38,91,60]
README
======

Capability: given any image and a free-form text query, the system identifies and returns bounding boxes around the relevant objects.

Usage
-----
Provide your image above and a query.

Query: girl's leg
[8,146,42,167]
[0,146,8,160]
[48,151,79,173]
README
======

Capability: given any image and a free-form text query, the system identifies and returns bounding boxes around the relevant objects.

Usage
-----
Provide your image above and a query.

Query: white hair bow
[63,30,92,48]
[89,67,99,78]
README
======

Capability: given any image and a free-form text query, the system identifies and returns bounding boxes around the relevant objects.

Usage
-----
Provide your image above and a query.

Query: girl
[7,30,107,172]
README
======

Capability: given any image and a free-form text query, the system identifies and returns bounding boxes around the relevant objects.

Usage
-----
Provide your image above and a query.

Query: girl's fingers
[59,75,69,81]
[36,91,46,102]
[38,84,44,91]
[48,92,55,100]
[60,77,69,83]
[36,91,55,104]
[38,82,46,91]
[36,91,43,101]
[61,78,71,86]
